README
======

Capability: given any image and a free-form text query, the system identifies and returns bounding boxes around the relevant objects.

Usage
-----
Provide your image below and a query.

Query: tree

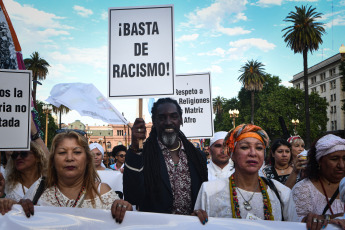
[36,101,58,148]
[213,96,225,116]
[238,60,266,124]
[24,52,50,103]
[52,105,71,129]
[282,5,325,147]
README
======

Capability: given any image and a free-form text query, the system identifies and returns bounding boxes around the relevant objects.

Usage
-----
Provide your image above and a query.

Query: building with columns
[290,53,344,133]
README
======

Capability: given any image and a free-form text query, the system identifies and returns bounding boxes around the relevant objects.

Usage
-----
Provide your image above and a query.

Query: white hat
[316,134,345,161]
[210,131,228,147]
[89,143,104,156]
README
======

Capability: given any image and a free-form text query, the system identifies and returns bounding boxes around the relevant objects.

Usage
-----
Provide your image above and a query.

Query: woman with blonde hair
[20,131,131,223]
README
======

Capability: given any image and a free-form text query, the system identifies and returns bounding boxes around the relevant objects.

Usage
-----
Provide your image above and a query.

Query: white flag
[46,83,128,124]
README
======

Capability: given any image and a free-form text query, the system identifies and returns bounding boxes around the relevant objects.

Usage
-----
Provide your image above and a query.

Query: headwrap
[89,143,106,168]
[315,134,345,162]
[340,177,345,203]
[287,135,302,144]
[225,124,269,156]
[210,131,228,147]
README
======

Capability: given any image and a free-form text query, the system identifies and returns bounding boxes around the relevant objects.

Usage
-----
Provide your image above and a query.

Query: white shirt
[207,161,234,181]
[0,165,5,177]
[6,177,42,202]
[194,178,298,222]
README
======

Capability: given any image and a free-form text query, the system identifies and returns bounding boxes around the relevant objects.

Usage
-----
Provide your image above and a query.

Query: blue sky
[4,0,345,125]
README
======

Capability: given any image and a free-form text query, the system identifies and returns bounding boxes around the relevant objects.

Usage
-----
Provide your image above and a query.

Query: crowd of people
[1,97,345,229]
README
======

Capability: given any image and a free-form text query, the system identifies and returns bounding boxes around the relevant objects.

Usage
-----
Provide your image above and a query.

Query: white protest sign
[108,5,175,98]
[0,205,327,230]
[176,73,214,139]
[0,69,31,150]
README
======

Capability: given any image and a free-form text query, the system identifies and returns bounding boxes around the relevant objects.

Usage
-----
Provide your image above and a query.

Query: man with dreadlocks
[123,98,208,221]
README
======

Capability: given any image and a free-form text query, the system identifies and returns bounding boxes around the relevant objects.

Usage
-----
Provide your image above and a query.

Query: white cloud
[184,0,250,36]
[176,34,199,42]
[256,0,283,6]
[198,48,226,57]
[50,46,107,70]
[229,38,276,52]
[281,80,293,88]
[207,65,223,73]
[101,11,108,20]
[176,56,187,61]
[73,5,93,18]
[324,15,345,28]
[341,0,345,6]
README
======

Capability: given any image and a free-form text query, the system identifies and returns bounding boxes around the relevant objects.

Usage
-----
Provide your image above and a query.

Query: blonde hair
[6,141,47,191]
[47,131,101,205]
[291,138,304,146]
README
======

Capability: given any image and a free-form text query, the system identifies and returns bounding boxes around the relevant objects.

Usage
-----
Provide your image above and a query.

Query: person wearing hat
[208,131,234,181]
[89,143,110,171]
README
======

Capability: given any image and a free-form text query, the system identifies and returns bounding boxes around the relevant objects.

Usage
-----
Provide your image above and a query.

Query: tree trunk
[251,91,254,124]
[303,49,311,148]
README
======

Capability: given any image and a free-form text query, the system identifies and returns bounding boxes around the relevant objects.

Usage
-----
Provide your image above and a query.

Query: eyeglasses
[118,154,125,158]
[11,151,29,160]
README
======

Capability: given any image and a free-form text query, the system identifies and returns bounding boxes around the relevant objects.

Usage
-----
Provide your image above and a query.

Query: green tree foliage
[238,60,266,124]
[36,101,58,148]
[214,75,328,142]
[282,5,326,147]
[24,52,50,103]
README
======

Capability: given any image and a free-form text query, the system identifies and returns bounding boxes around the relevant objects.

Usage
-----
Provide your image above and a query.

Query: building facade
[290,53,344,132]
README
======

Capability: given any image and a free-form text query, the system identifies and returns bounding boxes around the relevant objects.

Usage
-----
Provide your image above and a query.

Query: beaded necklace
[54,185,86,207]
[229,174,274,220]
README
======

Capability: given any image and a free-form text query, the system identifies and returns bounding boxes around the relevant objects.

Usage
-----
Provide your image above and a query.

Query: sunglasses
[11,151,29,160]
[117,154,125,158]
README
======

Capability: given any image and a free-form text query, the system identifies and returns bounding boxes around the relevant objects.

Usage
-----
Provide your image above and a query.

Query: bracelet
[31,131,40,141]
[129,145,142,153]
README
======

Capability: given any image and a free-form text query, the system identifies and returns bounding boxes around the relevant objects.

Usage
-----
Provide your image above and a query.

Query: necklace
[275,165,290,174]
[55,185,86,207]
[229,175,274,220]
[236,182,260,211]
[168,141,181,152]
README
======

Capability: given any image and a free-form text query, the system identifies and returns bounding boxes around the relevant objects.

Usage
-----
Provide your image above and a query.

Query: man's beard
[161,131,178,147]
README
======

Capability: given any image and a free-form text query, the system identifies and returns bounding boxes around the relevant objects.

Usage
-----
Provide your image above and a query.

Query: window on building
[296,83,300,89]
[334,106,337,114]
[320,84,326,93]
[335,120,337,130]
[331,121,335,131]
[331,106,333,113]
[330,80,336,89]
[311,87,317,93]
[329,68,336,77]
[334,94,336,101]
[323,97,327,101]
[117,130,124,136]
[331,94,333,102]
[311,76,317,84]
[320,72,326,80]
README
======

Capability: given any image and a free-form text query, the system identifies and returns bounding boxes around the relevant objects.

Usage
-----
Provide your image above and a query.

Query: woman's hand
[330,219,345,229]
[293,155,308,173]
[18,199,34,218]
[191,209,208,225]
[111,200,133,224]
[0,198,17,215]
[303,213,328,230]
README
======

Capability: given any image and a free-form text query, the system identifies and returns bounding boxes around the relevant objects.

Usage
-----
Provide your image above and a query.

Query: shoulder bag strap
[322,187,339,215]
[32,177,46,205]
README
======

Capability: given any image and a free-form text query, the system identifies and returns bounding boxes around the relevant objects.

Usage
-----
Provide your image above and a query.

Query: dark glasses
[11,151,29,160]
[118,154,125,158]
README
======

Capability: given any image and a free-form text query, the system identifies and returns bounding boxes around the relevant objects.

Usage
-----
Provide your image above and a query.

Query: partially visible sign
[176,73,213,139]
[108,5,174,98]
[0,69,31,150]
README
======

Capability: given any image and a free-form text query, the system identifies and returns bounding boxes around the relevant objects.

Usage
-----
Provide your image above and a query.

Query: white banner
[46,83,128,125]
[0,69,31,150]
[176,73,214,139]
[98,170,123,192]
[0,205,334,230]
[108,5,175,98]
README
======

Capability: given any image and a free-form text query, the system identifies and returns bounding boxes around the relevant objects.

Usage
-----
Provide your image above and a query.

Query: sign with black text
[176,73,213,139]
[0,69,31,150]
[108,5,174,98]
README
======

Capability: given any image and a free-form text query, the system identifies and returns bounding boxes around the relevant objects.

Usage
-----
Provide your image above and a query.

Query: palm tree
[24,52,50,103]
[52,105,71,129]
[238,60,266,124]
[282,5,325,147]
[213,96,224,116]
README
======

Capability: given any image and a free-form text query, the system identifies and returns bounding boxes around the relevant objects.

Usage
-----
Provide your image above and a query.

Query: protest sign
[0,69,31,150]
[176,73,214,139]
[108,5,174,98]
[0,205,331,230]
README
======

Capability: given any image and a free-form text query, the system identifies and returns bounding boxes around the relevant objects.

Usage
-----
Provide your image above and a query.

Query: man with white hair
[208,131,234,181]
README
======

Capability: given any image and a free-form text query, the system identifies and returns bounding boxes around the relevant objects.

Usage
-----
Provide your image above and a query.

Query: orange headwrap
[225,124,269,155]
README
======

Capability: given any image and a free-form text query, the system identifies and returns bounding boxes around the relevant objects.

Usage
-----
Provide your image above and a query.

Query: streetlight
[42,104,52,145]
[291,119,300,136]
[229,109,240,128]
[87,130,93,143]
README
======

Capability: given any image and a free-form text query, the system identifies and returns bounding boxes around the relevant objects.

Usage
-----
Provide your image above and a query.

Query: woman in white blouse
[292,134,345,229]
[19,131,132,223]
[193,124,298,223]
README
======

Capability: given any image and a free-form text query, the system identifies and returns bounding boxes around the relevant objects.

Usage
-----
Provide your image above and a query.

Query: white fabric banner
[97,170,123,192]
[0,205,337,230]
[46,83,128,124]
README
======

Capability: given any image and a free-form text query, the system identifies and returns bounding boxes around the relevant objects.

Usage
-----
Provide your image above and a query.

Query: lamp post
[340,44,345,61]
[229,109,240,128]
[87,130,93,143]
[291,119,300,136]
[42,104,52,145]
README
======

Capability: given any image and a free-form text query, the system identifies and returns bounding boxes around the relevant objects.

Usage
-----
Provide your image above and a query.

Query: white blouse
[194,177,298,222]
[292,178,345,219]
[207,161,234,181]
[6,177,42,202]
